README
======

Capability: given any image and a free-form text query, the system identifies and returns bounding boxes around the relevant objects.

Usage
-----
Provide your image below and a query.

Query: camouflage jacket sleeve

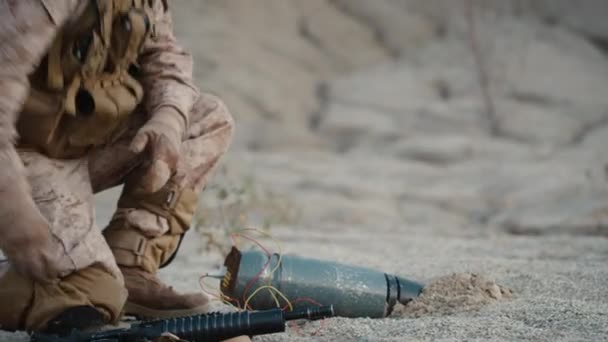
[138,0,200,133]
[0,0,79,218]
[0,0,80,149]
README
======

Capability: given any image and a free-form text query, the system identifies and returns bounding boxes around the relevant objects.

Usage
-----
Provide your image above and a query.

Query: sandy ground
[91,179,608,341]
[161,210,608,342]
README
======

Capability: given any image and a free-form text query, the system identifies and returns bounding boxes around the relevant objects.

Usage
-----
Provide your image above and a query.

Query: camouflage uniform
[0,0,235,332]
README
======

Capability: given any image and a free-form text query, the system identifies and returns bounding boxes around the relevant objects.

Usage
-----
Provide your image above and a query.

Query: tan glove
[1,215,59,283]
[0,150,60,283]
[14,224,59,283]
[129,107,185,193]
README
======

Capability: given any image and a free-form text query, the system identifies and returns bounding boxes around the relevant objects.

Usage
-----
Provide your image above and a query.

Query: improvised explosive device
[219,248,424,318]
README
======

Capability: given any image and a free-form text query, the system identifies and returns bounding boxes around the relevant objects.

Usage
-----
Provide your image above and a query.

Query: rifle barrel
[284,305,335,321]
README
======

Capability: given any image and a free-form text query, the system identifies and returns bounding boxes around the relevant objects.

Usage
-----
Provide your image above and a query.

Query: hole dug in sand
[392,273,513,318]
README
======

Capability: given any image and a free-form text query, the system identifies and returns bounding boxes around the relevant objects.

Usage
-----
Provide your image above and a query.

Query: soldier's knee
[191,94,235,138]
[0,265,127,331]
[216,97,236,137]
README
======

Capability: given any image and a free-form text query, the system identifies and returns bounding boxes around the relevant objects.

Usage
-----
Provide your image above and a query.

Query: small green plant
[193,165,300,255]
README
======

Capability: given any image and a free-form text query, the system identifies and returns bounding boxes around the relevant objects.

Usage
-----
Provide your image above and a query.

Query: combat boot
[104,181,210,319]
[103,225,212,319]
[121,266,210,318]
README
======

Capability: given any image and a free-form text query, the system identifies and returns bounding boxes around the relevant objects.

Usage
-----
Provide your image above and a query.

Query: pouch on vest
[17,0,154,158]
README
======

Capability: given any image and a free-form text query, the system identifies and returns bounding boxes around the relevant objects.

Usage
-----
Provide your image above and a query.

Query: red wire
[230,232,274,309]
[231,232,273,256]
[229,231,329,337]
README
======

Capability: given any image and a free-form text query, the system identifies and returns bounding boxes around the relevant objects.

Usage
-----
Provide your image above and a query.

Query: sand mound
[392,273,512,318]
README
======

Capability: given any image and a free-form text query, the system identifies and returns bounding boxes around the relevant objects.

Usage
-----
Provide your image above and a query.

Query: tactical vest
[18,0,157,158]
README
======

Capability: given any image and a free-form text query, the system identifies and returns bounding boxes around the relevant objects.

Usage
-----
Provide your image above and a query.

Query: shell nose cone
[397,276,424,304]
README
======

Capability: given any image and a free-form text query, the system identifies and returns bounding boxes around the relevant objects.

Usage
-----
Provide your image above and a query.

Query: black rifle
[30,306,334,342]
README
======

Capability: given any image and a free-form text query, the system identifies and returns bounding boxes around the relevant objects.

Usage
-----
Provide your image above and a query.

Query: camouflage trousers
[17,93,234,283]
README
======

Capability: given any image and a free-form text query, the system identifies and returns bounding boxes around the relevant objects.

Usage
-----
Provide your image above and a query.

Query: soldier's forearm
[0,78,29,149]
[139,0,199,130]
[0,0,75,248]
[0,82,39,244]
[140,46,198,120]
[0,0,81,148]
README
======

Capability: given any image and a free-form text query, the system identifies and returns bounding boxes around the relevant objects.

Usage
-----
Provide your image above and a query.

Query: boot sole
[123,301,211,319]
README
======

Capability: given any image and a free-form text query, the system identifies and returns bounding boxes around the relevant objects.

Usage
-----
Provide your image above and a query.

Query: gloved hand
[130,107,185,193]
[0,207,59,283]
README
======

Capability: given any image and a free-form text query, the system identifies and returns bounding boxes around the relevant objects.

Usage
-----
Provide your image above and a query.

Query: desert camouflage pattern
[22,93,234,281]
[0,0,234,281]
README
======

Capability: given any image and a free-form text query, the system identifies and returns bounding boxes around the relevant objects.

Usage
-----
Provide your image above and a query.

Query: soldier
[0,0,244,338]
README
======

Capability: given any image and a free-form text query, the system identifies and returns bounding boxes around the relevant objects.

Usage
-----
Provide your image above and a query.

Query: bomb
[219,248,423,318]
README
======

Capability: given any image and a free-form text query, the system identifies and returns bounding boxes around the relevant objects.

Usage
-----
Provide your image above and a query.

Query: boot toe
[121,266,211,319]
[180,292,210,308]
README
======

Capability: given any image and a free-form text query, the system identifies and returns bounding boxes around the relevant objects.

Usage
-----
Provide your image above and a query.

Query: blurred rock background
[154,0,608,237]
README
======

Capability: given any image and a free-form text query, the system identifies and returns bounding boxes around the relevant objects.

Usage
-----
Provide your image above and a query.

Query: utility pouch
[17,0,153,158]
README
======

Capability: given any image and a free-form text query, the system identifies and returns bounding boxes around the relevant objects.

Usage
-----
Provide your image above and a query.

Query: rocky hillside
[172,0,608,151]
[167,0,608,237]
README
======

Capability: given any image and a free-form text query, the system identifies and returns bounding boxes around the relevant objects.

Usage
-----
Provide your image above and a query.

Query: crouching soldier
[0,1,245,340]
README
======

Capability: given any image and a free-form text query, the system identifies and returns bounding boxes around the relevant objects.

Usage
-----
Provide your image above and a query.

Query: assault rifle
[31,306,334,342]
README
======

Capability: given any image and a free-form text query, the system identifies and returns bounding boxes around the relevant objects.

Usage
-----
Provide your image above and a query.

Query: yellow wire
[199,275,238,307]
[237,228,285,307]
[231,228,293,311]
[197,228,296,312]
[244,285,293,311]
